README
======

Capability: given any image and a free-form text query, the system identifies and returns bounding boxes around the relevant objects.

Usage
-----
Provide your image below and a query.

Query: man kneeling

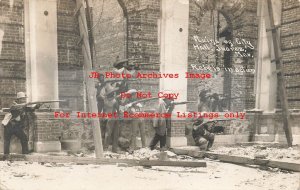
[192,118,215,151]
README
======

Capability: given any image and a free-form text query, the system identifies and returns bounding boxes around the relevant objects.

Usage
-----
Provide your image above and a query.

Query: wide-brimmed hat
[161,90,175,100]
[192,117,204,123]
[105,87,119,97]
[113,59,128,69]
[126,89,137,95]
[16,92,27,99]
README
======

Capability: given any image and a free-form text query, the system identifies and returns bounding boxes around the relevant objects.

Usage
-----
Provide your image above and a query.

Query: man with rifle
[149,96,174,150]
[120,96,159,152]
[198,88,212,112]
[102,87,122,153]
[192,118,233,150]
[150,96,195,150]
[1,92,64,157]
[192,118,216,151]
[95,74,105,113]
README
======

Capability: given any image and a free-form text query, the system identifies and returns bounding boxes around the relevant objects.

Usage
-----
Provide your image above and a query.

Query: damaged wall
[0,0,26,108]
[187,0,258,112]
[281,0,300,109]
[0,0,84,110]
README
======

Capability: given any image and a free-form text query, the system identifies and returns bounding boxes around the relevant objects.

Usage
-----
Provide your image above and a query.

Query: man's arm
[25,103,42,112]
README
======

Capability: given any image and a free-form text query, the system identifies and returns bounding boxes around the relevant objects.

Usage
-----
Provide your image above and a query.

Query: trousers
[130,118,146,150]
[149,133,166,150]
[4,124,28,154]
[104,119,119,153]
[195,133,215,150]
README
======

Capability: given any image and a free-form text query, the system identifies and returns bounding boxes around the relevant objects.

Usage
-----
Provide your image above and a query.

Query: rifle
[138,62,160,65]
[2,100,66,126]
[124,97,159,107]
[28,100,66,105]
[220,97,244,100]
[124,62,160,70]
[103,79,137,85]
[199,118,235,125]
[172,101,197,106]
[10,100,66,110]
[209,119,235,122]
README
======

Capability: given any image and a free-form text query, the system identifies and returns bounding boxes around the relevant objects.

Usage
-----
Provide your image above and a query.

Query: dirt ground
[0,159,299,190]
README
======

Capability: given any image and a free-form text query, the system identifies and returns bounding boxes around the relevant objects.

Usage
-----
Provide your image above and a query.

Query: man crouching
[192,118,215,151]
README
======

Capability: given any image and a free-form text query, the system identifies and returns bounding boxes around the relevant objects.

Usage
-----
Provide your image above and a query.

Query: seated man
[192,118,215,151]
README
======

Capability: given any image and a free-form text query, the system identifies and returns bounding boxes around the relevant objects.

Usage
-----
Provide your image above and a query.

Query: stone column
[27,0,59,103]
[25,0,61,152]
[255,0,281,112]
[159,0,189,147]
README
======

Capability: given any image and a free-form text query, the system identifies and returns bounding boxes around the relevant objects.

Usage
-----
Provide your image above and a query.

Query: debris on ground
[212,145,300,162]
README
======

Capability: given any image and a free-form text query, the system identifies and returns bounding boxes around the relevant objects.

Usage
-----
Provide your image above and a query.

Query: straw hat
[16,92,27,99]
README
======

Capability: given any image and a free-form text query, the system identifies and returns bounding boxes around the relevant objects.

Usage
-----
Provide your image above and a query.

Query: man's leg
[100,119,107,148]
[138,119,146,148]
[206,133,215,150]
[111,120,119,153]
[4,126,13,155]
[160,134,167,149]
[14,126,29,154]
[149,133,160,150]
[104,119,114,150]
[130,120,138,151]
[196,137,208,150]
[97,98,104,113]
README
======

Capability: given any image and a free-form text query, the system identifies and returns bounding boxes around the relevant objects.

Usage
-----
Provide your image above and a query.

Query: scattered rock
[136,166,144,171]
[127,155,134,159]
[159,152,169,161]
[254,153,268,159]
[14,173,26,177]
[76,152,85,157]
[44,163,53,167]
[257,145,267,150]
[165,151,176,157]
[117,163,128,167]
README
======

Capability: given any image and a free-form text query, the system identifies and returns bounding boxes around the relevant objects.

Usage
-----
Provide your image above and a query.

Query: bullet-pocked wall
[187,0,258,112]
[281,0,300,109]
[57,0,84,111]
[92,0,161,110]
[0,0,26,108]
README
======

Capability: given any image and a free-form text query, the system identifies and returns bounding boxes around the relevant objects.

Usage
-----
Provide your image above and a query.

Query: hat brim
[113,59,128,68]
[16,96,27,99]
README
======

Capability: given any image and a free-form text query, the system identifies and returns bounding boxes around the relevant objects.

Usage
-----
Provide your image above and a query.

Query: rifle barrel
[125,97,159,106]
[27,100,66,105]
[173,101,197,105]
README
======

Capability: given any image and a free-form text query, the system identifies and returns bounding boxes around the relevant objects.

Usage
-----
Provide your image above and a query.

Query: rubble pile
[102,148,198,162]
[213,145,300,161]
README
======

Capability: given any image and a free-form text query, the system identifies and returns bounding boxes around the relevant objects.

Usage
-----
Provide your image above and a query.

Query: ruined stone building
[0,0,299,153]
